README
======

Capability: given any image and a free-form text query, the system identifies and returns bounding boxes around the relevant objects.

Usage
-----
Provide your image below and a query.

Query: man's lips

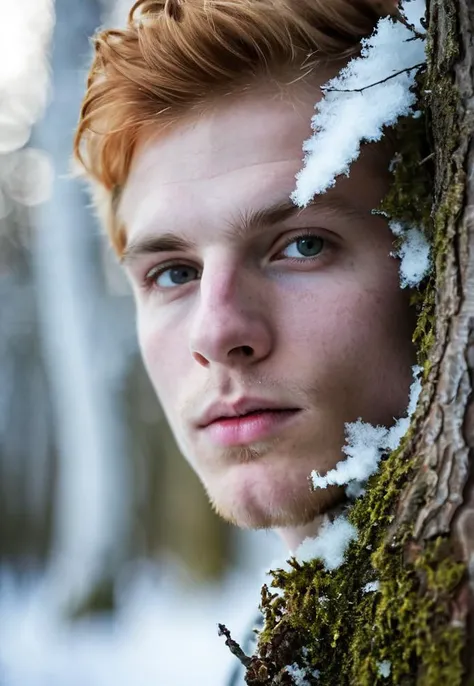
[198,406,302,447]
[206,408,291,425]
[197,397,301,429]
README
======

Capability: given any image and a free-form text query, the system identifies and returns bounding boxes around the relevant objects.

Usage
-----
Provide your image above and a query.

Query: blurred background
[0,2,282,684]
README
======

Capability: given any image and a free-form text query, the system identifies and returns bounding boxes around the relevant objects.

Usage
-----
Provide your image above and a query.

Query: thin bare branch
[321,63,425,94]
[218,623,253,668]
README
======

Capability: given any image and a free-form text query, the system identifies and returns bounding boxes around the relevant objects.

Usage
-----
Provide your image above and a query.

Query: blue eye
[148,264,199,289]
[143,232,327,293]
[280,235,325,259]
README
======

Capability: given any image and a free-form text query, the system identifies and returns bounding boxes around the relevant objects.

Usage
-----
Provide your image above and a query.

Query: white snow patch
[311,365,422,492]
[363,580,380,593]
[377,660,392,678]
[292,0,427,207]
[313,422,388,490]
[286,662,320,685]
[390,222,432,287]
[286,663,312,685]
[0,562,264,686]
[294,516,357,571]
[345,480,366,500]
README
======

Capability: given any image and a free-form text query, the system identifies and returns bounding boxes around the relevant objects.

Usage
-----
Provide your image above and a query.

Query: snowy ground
[0,532,282,686]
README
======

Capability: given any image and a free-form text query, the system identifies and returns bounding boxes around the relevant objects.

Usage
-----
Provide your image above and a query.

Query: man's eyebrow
[222,194,368,241]
[121,232,195,266]
[121,194,369,266]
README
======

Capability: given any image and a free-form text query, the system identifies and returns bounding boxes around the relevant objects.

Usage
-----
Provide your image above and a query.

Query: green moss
[378,106,436,370]
[411,280,435,373]
[378,112,433,233]
[254,443,465,685]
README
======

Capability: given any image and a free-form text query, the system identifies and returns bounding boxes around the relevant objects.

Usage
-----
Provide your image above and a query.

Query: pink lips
[203,408,300,446]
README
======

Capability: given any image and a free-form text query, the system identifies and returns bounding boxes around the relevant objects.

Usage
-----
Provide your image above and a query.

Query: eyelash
[141,229,331,293]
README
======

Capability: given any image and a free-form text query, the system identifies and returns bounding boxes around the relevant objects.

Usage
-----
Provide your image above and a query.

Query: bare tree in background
[0,0,57,570]
[0,0,233,609]
[31,0,138,602]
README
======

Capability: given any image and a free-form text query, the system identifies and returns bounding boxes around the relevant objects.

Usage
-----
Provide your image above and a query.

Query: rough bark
[229,1,474,684]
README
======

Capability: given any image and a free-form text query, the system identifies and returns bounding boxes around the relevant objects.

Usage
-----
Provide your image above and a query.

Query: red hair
[73,0,395,254]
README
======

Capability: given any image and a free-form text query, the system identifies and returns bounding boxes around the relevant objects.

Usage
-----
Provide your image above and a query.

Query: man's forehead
[121,163,303,253]
[119,81,392,248]
[125,94,315,184]
[119,83,329,236]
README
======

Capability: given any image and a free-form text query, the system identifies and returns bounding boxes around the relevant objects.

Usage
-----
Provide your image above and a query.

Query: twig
[218,623,252,668]
[321,63,425,94]
[418,152,435,166]
[393,8,426,40]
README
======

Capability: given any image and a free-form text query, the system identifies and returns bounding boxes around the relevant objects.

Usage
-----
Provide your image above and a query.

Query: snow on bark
[291,0,427,208]
[311,366,422,493]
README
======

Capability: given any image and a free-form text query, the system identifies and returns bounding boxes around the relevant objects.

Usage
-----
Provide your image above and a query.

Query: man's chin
[208,483,345,530]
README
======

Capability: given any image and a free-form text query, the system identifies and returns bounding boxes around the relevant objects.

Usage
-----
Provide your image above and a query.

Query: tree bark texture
[404,0,474,680]
[234,2,474,684]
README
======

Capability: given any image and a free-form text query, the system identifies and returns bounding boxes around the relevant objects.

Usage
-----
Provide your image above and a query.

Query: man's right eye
[144,264,200,290]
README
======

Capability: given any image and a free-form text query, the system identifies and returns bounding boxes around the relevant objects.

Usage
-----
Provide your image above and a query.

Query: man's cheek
[138,327,172,398]
[138,330,158,381]
[140,335,190,426]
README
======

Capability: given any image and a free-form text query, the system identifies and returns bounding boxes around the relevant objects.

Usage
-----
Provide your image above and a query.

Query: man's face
[120,79,416,530]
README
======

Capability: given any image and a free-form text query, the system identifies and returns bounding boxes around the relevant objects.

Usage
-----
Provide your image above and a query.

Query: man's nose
[189,266,273,368]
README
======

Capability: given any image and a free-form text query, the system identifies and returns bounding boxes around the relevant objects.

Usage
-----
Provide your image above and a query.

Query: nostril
[241,345,253,357]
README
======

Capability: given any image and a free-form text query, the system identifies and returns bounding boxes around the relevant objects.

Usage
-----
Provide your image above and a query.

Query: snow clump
[286,662,320,685]
[285,662,319,686]
[363,580,380,593]
[390,221,431,287]
[345,480,366,499]
[311,365,422,493]
[294,515,357,571]
[377,660,392,678]
[292,0,426,206]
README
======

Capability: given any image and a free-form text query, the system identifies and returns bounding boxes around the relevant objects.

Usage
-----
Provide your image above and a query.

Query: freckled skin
[120,79,417,545]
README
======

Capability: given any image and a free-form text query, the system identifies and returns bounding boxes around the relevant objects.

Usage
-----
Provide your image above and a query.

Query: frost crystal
[286,662,320,685]
[313,422,387,490]
[390,222,431,287]
[311,365,422,491]
[292,0,427,207]
[345,480,366,500]
[363,580,380,593]
[295,515,357,571]
[377,660,392,678]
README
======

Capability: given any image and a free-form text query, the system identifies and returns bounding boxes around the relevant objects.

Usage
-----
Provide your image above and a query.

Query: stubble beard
[203,443,346,530]
[208,481,345,529]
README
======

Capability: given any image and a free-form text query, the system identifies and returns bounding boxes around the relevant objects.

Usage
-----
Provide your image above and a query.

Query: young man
[74,0,416,552]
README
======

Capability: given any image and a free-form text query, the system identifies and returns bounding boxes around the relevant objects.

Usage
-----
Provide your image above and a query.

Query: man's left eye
[279,234,325,259]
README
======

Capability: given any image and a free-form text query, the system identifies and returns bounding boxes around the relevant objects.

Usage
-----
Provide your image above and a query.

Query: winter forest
[1,0,474,685]
[0,1,281,684]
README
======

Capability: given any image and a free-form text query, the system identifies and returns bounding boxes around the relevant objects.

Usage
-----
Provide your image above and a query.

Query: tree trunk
[232,1,474,684]
[33,0,134,601]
